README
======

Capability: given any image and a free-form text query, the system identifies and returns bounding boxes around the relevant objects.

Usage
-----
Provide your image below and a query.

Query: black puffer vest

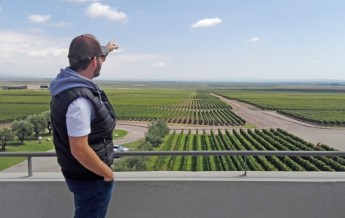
[50,87,116,179]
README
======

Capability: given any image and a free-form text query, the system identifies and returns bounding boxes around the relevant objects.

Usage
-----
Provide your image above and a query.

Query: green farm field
[0,90,51,123]
[0,88,245,126]
[2,82,345,172]
[1,82,345,126]
[108,89,245,125]
[147,128,345,172]
[213,89,345,126]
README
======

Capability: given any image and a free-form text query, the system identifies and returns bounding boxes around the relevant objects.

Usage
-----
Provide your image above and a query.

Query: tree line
[0,111,51,151]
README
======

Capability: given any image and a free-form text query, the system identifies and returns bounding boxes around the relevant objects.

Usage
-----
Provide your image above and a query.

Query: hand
[106,39,119,52]
[104,169,114,181]
[104,174,114,182]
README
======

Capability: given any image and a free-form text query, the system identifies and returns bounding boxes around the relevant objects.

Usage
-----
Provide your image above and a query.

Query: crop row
[147,128,345,171]
[0,103,49,123]
[115,91,245,126]
[0,89,245,126]
[213,90,345,126]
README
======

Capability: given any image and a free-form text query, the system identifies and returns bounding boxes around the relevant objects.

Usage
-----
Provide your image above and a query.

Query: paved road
[3,96,345,173]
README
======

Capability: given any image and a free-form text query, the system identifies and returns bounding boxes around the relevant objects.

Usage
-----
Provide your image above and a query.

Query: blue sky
[0,0,345,81]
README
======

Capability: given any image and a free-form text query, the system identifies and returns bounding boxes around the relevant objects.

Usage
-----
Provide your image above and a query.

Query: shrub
[145,119,170,147]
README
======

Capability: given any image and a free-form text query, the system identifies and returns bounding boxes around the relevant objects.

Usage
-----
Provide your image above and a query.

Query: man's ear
[90,57,98,67]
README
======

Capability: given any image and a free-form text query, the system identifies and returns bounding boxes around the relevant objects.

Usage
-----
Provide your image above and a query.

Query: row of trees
[0,111,51,150]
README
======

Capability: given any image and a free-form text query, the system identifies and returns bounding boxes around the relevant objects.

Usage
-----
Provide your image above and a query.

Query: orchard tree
[26,114,46,139]
[140,141,153,151]
[145,132,163,147]
[41,111,52,134]
[145,119,170,147]
[11,120,34,144]
[0,128,14,151]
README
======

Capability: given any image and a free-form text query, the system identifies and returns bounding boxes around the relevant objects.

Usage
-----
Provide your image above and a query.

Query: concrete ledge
[1,172,345,218]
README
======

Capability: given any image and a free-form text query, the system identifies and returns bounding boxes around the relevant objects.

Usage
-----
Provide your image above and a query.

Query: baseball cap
[68,34,109,61]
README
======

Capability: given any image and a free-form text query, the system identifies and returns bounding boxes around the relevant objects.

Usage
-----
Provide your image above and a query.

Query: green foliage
[0,128,14,151]
[140,141,154,151]
[11,120,34,144]
[2,87,345,127]
[114,129,128,139]
[147,131,178,171]
[0,90,50,123]
[113,156,148,171]
[41,111,52,134]
[148,119,170,138]
[145,119,170,147]
[103,89,245,126]
[0,134,54,171]
[26,114,47,139]
[113,141,153,172]
[145,133,163,147]
[146,128,345,172]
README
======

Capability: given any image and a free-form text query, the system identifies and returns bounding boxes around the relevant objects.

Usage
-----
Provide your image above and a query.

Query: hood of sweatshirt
[49,67,101,97]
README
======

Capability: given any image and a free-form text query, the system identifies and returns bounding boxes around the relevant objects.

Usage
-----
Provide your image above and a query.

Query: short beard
[92,61,102,78]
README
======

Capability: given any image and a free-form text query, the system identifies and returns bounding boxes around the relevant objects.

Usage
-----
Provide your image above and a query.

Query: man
[49,34,118,218]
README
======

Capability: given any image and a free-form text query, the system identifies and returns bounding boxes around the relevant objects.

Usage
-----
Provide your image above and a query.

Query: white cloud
[248,37,261,43]
[28,14,51,23]
[86,2,127,23]
[153,62,166,68]
[0,30,68,77]
[0,31,67,58]
[191,17,222,28]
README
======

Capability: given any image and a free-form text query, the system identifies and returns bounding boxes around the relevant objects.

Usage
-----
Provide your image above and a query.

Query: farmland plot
[108,89,245,126]
[214,89,345,126]
[0,89,245,126]
[147,128,345,172]
[0,90,50,122]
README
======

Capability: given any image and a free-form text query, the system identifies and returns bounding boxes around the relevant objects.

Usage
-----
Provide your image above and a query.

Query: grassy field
[0,133,54,171]
[0,129,130,171]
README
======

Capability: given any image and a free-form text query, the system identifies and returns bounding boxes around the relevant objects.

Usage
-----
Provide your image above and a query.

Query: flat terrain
[2,94,345,173]
[119,95,345,151]
[222,97,345,151]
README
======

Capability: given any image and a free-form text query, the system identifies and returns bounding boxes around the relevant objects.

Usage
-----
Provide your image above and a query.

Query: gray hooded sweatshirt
[49,67,102,97]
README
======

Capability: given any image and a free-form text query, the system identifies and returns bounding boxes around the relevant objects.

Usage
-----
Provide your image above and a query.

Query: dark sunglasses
[93,54,107,62]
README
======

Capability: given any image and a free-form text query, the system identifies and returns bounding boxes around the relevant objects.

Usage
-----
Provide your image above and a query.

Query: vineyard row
[147,128,345,172]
